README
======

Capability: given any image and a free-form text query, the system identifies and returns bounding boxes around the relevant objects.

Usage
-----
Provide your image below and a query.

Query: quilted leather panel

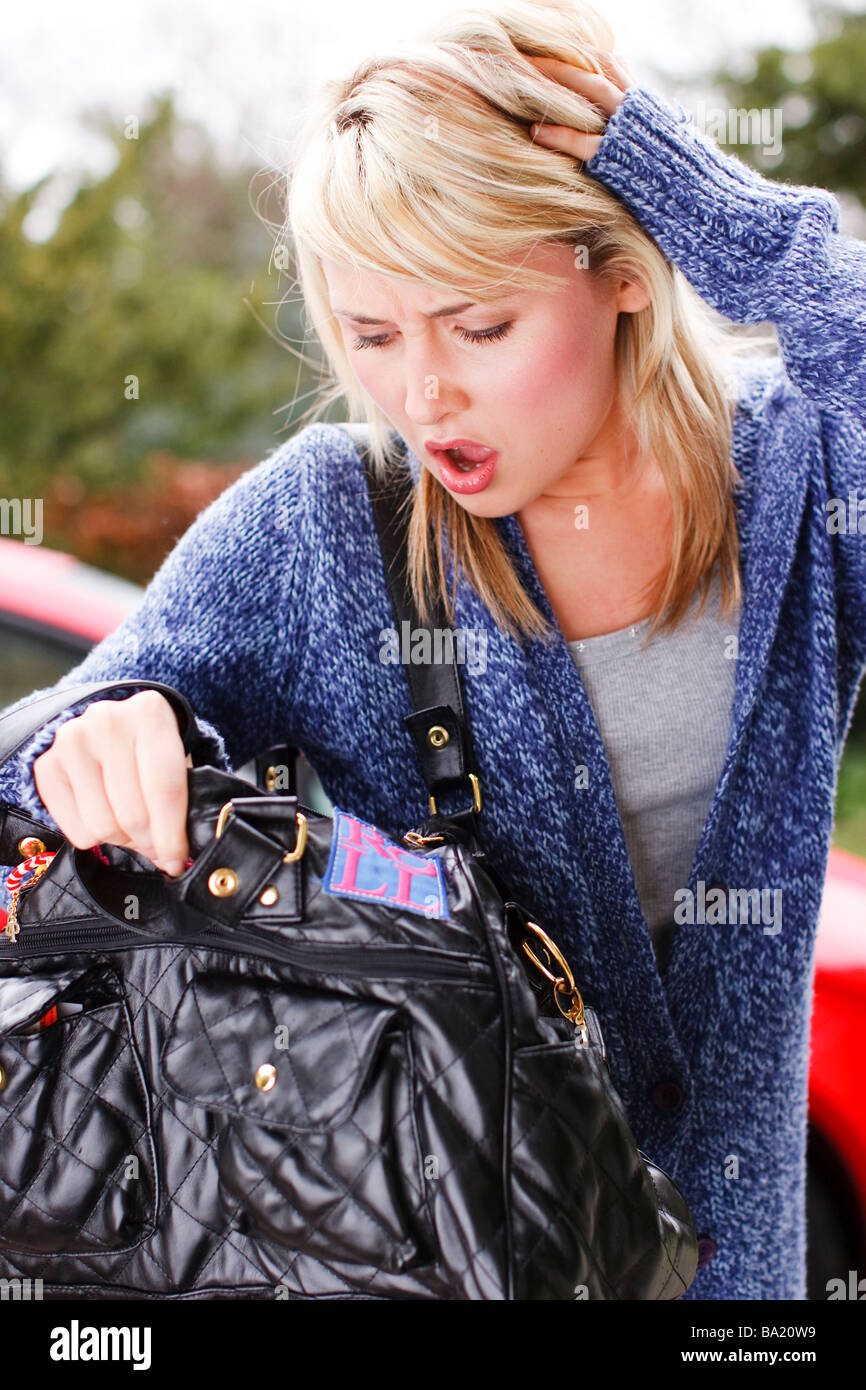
[0,963,157,1258]
[161,975,398,1130]
[642,1158,700,1298]
[216,1023,437,1272]
[509,1039,697,1299]
[160,974,438,1271]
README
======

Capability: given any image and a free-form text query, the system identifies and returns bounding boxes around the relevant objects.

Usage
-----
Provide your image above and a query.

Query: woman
[1,0,864,1300]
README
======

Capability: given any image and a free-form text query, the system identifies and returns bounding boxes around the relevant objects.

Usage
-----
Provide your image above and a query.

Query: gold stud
[255,1063,277,1091]
[0,1065,6,1090]
[18,837,45,857]
[207,868,239,897]
[259,885,279,906]
[427,725,449,749]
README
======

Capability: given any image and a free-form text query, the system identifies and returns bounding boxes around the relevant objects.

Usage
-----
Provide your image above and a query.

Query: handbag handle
[0,679,211,772]
[339,423,482,834]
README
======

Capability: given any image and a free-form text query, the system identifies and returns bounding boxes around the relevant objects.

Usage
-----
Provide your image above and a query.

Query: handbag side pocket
[0,962,158,1258]
[161,972,438,1277]
[509,1033,696,1300]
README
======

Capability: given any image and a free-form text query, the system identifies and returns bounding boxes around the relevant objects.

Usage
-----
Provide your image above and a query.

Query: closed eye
[351,322,514,350]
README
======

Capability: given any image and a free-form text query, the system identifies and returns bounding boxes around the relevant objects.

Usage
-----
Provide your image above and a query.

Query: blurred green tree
[0,94,311,501]
[709,1,866,206]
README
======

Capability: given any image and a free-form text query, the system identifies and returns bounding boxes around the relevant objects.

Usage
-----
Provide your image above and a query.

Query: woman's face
[322,242,649,519]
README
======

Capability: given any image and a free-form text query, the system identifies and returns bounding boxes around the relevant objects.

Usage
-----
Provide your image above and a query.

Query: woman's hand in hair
[525,43,635,162]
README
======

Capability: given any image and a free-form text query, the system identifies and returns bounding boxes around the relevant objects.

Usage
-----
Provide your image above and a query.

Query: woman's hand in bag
[32,691,193,878]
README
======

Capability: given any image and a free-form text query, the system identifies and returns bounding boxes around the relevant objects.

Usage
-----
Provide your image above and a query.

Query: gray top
[566,564,741,974]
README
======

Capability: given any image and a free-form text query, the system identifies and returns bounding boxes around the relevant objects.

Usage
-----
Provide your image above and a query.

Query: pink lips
[423,437,499,494]
[428,447,499,495]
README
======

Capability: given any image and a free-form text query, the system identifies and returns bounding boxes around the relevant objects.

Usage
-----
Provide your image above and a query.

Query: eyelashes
[351,322,515,351]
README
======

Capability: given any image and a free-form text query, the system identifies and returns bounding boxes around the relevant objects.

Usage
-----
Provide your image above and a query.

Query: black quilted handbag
[0,426,699,1300]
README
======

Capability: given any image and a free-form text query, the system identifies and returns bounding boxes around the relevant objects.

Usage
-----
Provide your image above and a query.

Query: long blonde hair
[282,0,778,647]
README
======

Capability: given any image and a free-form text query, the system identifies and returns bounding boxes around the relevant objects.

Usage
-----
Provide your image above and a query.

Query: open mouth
[439,444,494,471]
[430,445,499,494]
[445,448,480,472]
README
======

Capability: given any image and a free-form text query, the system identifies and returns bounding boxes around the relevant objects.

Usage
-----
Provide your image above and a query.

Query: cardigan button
[651,1080,684,1111]
[697,1236,717,1266]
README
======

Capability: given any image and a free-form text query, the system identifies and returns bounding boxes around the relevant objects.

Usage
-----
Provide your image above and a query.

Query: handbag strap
[338,423,483,843]
[0,679,212,772]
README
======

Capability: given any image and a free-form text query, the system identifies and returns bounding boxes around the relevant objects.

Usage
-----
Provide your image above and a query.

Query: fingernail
[163,859,186,877]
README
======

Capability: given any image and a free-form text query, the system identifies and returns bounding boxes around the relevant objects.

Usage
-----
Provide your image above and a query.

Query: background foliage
[0,95,317,573]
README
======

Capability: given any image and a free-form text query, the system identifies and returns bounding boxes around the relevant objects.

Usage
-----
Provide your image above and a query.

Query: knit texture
[1,83,865,1301]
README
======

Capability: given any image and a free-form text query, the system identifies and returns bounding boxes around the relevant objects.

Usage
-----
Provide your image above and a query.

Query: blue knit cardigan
[1,84,865,1301]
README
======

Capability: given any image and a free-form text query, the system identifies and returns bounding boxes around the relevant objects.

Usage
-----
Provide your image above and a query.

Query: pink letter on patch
[323,809,447,919]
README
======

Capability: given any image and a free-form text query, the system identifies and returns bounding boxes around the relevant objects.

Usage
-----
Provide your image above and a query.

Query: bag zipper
[0,917,495,985]
[1,841,495,983]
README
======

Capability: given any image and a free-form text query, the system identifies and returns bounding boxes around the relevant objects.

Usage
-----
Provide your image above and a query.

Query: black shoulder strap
[338,423,482,840]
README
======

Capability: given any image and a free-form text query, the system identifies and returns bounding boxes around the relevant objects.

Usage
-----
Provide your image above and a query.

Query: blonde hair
[281,0,778,647]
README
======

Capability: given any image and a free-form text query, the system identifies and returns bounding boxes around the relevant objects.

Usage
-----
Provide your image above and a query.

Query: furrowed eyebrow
[333,294,518,325]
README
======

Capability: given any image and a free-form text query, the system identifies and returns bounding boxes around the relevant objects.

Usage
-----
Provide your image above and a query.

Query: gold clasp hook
[520,919,586,1031]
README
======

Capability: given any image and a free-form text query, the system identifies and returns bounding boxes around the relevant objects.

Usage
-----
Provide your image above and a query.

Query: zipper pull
[3,852,57,944]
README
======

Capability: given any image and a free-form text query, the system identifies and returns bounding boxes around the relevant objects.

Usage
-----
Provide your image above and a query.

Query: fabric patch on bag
[322,808,447,920]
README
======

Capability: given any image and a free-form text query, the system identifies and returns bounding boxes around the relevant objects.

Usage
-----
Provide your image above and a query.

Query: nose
[401,335,470,426]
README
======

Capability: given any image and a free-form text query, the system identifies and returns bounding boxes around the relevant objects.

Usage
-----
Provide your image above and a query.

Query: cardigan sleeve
[584,84,866,673]
[583,84,866,422]
[0,426,318,899]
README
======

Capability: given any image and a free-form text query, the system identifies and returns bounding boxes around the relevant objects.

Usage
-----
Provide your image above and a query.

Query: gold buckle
[214,801,308,862]
[520,920,586,1030]
[428,772,481,817]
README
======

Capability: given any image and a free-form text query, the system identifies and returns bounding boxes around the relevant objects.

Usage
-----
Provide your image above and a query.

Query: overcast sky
[2,0,863,223]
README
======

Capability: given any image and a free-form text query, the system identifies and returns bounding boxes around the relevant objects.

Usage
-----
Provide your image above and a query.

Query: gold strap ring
[520,920,586,1028]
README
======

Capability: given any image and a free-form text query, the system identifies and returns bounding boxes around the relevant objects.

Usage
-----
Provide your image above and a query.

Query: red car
[1,536,864,1297]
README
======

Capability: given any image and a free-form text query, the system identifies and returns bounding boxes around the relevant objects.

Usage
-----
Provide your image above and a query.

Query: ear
[616,278,650,314]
